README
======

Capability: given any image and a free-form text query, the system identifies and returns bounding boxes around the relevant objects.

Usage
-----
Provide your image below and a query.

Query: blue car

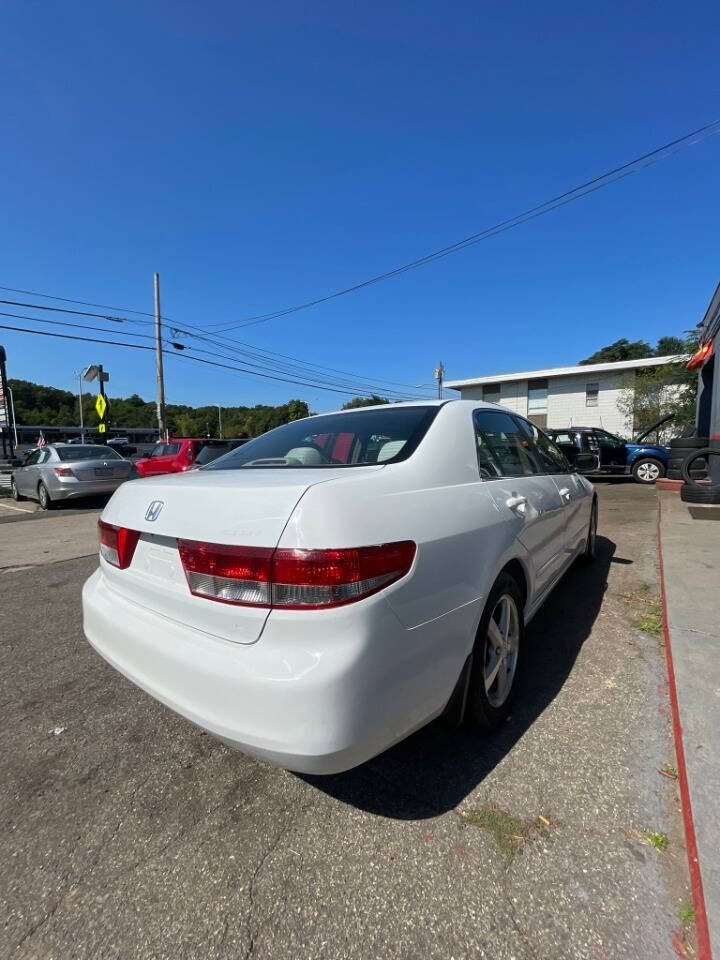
[547,415,672,485]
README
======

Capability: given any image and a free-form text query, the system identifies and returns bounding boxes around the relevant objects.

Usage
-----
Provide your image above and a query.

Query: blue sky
[1,0,719,412]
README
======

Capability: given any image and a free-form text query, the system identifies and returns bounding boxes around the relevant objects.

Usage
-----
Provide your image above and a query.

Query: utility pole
[154,272,167,441]
[434,361,445,399]
[76,372,85,441]
[217,405,223,439]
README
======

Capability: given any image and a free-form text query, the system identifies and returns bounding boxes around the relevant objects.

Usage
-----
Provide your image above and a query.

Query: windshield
[150,443,182,457]
[205,406,439,469]
[56,445,122,461]
[193,442,243,466]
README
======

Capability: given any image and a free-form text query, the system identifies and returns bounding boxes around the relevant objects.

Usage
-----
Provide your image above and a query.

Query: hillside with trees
[7,379,310,438]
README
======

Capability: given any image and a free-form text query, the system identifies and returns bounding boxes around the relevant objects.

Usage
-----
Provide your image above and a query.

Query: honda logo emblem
[145,500,164,522]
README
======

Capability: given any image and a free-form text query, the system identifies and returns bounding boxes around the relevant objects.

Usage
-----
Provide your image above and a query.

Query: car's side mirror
[574,452,599,474]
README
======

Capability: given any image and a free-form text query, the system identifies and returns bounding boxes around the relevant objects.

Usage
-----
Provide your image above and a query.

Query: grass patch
[623,590,663,637]
[462,805,551,864]
[659,763,678,780]
[642,830,669,851]
[679,903,695,926]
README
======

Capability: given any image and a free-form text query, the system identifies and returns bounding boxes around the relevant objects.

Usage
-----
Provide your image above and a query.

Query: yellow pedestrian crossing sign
[98,423,106,433]
[95,393,107,419]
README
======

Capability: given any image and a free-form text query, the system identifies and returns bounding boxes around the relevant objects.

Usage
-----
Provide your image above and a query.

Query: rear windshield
[56,445,122,461]
[150,443,182,457]
[205,406,439,469]
[194,441,245,466]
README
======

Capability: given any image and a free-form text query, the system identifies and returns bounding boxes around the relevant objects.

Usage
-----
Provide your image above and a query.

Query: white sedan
[82,400,597,774]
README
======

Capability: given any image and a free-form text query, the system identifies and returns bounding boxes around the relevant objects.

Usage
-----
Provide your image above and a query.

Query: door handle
[558,487,572,500]
[505,495,528,514]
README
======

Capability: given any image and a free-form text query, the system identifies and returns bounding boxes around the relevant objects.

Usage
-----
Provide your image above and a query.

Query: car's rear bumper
[82,566,477,774]
[49,477,129,499]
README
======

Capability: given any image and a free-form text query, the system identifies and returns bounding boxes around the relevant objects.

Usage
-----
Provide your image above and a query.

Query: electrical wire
[0,297,433,397]
[0,322,428,399]
[199,119,720,332]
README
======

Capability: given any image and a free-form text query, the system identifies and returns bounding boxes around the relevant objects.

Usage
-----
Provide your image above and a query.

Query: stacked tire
[680,447,720,504]
[666,437,708,481]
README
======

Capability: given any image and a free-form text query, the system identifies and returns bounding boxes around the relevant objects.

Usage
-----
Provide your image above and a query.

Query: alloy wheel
[484,593,520,708]
[636,461,660,483]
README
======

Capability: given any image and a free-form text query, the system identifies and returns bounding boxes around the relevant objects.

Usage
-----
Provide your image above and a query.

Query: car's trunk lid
[99,466,381,644]
[70,457,133,481]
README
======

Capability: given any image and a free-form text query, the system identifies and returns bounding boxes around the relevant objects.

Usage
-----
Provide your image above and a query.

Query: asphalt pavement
[0,482,695,959]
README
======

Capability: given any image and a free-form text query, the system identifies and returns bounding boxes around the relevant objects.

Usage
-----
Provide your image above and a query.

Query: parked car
[134,438,206,477]
[82,401,597,774]
[546,415,673,485]
[107,436,137,457]
[189,438,249,468]
[11,444,134,508]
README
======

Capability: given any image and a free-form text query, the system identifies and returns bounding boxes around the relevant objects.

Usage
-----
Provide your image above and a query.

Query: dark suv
[546,416,671,485]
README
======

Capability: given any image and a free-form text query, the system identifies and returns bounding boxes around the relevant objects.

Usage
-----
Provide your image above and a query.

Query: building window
[527,378,548,419]
[482,383,501,404]
[586,382,599,407]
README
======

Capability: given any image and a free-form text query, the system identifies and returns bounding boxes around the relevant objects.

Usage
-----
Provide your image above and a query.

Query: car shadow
[300,534,615,820]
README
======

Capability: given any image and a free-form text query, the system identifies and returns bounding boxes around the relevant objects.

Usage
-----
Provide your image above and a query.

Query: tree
[579,338,653,365]
[617,331,700,438]
[655,336,686,356]
[341,395,390,410]
[7,378,311,437]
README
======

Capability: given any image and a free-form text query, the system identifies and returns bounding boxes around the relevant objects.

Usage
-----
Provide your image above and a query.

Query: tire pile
[678,443,720,505]
[666,437,708,481]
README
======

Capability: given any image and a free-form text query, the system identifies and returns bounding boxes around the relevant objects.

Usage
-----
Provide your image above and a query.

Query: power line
[0,295,433,396]
[0,308,425,399]
[199,119,720,332]
[0,285,157,320]
[0,322,427,399]
[0,298,126,322]
[0,287,430,394]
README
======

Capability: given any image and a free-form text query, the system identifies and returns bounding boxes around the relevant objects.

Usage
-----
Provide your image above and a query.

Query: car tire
[632,458,665,484]
[680,483,720,504]
[10,478,24,501]
[37,482,53,510]
[580,498,598,563]
[467,571,524,732]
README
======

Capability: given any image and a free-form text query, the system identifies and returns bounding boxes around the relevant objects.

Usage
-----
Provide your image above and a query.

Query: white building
[445,356,680,436]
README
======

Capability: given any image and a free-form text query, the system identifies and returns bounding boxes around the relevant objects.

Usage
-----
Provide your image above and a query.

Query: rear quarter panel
[277,403,529,632]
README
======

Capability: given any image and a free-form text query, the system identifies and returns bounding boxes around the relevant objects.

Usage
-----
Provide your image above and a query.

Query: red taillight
[98,520,140,569]
[54,466,74,477]
[272,543,416,608]
[176,540,416,609]
[178,541,273,606]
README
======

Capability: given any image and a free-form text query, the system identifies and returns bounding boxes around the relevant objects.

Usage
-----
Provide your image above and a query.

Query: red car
[134,438,205,477]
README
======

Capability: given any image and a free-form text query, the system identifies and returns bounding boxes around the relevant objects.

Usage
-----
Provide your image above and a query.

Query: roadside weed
[461,805,552,864]
[641,830,669,851]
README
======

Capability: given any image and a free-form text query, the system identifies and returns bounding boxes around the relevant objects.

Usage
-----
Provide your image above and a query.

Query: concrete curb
[657,498,713,960]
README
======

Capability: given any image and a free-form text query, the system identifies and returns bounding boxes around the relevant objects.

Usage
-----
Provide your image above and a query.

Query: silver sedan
[11,444,133,509]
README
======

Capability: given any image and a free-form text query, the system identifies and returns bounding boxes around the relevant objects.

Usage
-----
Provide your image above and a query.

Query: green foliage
[579,338,654,365]
[616,331,700,437]
[7,378,310,438]
[341,395,390,410]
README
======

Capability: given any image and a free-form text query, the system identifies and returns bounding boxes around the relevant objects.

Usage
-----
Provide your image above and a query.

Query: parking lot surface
[0,482,693,959]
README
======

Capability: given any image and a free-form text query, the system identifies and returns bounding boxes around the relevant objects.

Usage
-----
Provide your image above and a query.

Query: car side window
[515,418,571,474]
[37,449,51,465]
[472,410,540,478]
[24,450,40,466]
[594,430,624,448]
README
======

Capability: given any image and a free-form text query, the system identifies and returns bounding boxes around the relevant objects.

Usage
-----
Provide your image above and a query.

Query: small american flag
[36,431,46,447]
